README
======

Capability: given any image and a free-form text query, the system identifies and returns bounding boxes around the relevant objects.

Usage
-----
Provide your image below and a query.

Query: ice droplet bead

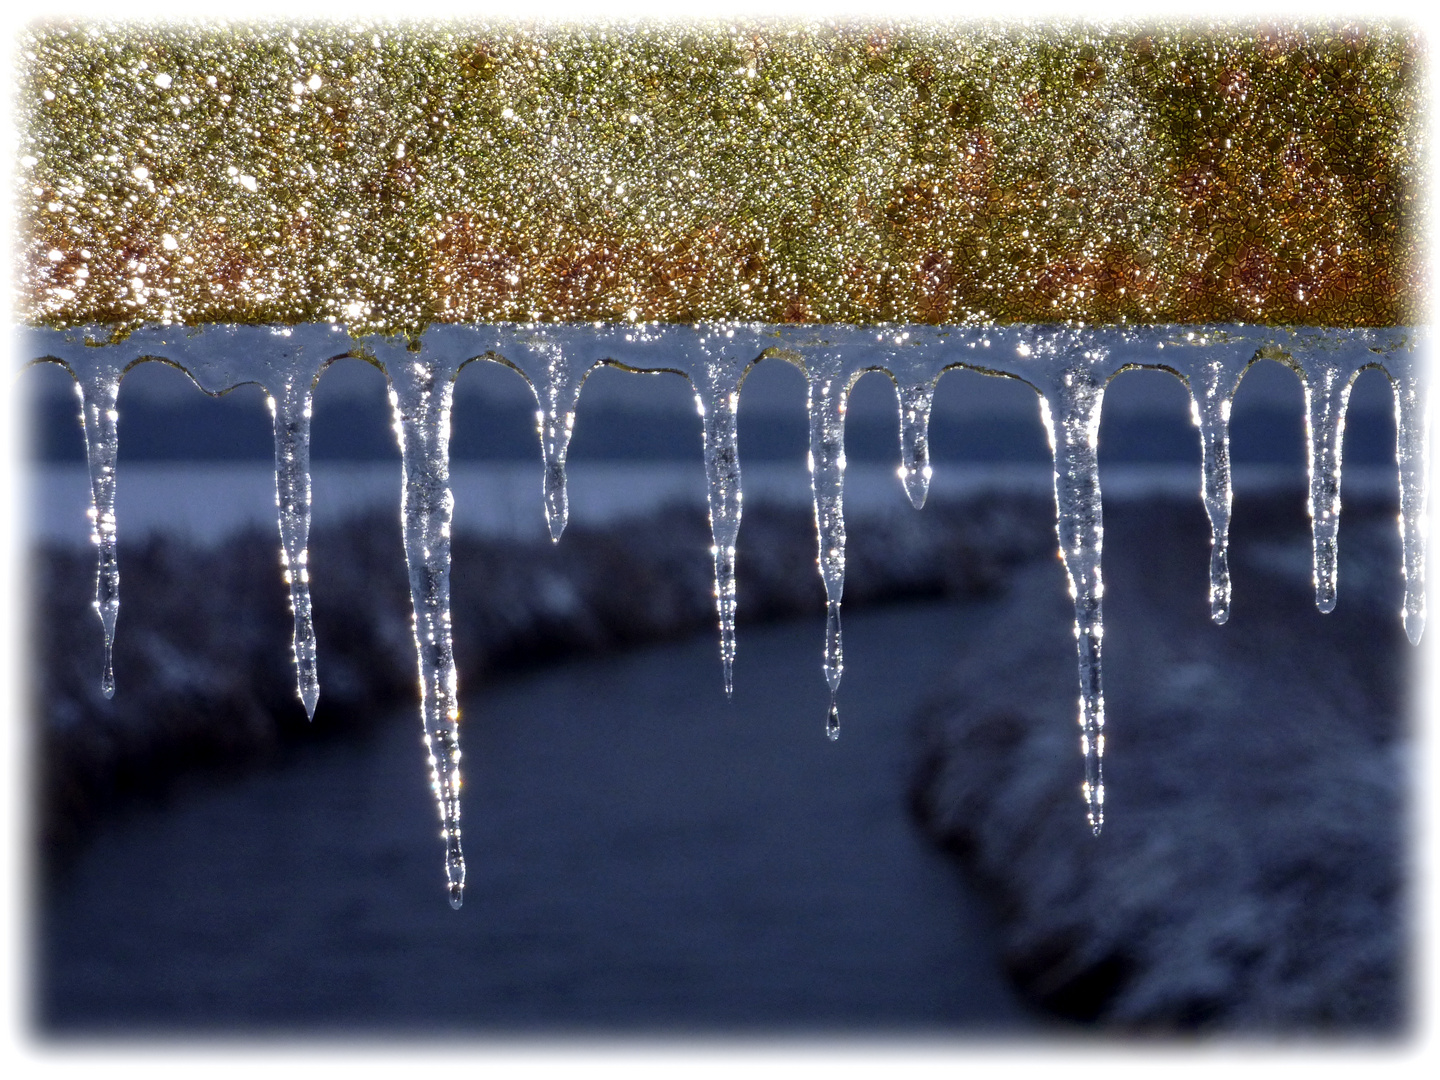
[270,379,321,719]
[826,691,840,741]
[897,382,935,509]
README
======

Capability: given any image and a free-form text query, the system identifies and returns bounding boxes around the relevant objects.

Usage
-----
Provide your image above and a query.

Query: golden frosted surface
[16,20,1427,335]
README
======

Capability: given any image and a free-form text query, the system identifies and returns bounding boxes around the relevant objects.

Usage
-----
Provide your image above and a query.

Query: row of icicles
[24,322,1428,908]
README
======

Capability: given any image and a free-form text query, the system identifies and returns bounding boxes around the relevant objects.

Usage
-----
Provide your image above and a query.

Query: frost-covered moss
[16,20,1427,334]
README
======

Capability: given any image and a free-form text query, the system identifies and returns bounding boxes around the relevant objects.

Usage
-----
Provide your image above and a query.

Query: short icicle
[388,353,467,908]
[1303,357,1354,614]
[694,357,746,696]
[1191,352,1250,625]
[806,350,850,738]
[76,355,125,698]
[512,339,594,543]
[896,380,936,509]
[1390,351,1429,644]
[1041,357,1109,835]
[268,369,321,719]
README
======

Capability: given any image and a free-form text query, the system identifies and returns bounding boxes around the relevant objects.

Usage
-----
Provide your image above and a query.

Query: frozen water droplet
[1041,349,1107,836]
[385,347,467,906]
[897,381,935,509]
[448,880,464,910]
[1303,357,1353,615]
[270,376,320,718]
[826,691,840,741]
[695,356,746,695]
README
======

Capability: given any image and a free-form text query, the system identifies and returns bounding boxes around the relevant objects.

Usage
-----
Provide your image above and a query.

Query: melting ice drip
[23,322,1429,902]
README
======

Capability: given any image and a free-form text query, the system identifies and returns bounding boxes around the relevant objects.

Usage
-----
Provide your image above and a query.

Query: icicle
[896,381,936,509]
[1040,360,1108,835]
[806,351,849,733]
[268,373,320,719]
[1191,353,1250,625]
[1391,355,1429,644]
[508,339,593,542]
[388,355,466,908]
[694,358,746,696]
[75,356,125,698]
[1303,358,1353,614]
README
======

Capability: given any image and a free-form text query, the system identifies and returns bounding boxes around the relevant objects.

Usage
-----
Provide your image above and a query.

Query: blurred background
[21,349,1409,1036]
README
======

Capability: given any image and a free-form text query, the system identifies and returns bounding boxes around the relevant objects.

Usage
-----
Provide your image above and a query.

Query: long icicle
[1041,360,1108,835]
[1303,357,1353,614]
[694,356,746,696]
[896,380,936,510]
[268,369,321,719]
[389,355,466,909]
[76,354,125,698]
[1191,352,1250,625]
[806,351,849,740]
[1391,352,1429,644]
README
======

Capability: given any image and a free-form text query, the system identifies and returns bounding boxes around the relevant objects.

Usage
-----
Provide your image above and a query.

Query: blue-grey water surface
[38,601,1043,1036]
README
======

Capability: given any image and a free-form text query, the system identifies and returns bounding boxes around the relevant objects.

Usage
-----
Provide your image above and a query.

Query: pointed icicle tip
[544,501,567,544]
[826,692,840,741]
[301,683,319,721]
[1404,609,1425,646]
[101,643,115,699]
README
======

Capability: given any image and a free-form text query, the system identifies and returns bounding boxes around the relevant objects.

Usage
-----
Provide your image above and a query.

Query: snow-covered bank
[28,461,1389,548]
[33,493,1055,864]
[908,493,1409,1033]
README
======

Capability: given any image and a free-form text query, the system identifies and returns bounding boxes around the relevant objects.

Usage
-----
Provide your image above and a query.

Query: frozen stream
[38,600,1039,1034]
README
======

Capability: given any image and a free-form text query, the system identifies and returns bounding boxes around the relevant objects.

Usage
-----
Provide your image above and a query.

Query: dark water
[37,602,1041,1036]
